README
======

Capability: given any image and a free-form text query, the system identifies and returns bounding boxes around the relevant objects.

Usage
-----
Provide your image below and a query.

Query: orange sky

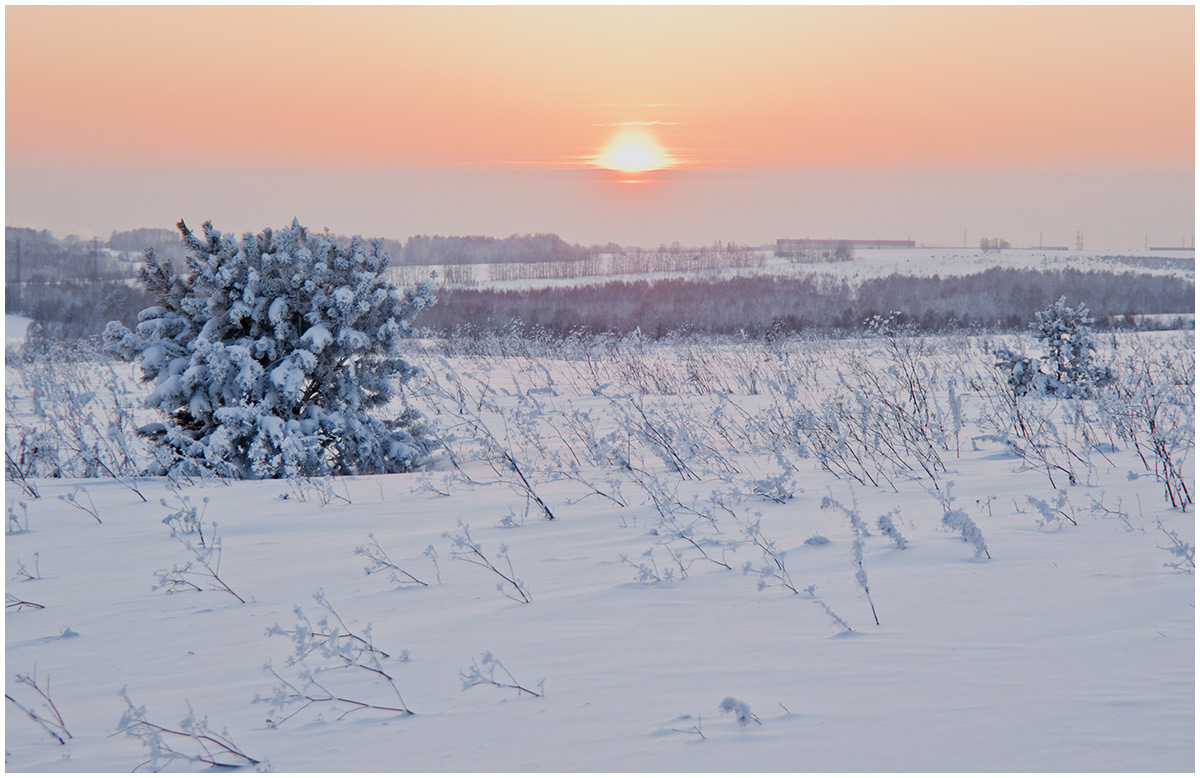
[6,5,1194,173]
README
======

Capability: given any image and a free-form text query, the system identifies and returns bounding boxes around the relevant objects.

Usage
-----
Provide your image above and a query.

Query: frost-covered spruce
[104,219,435,478]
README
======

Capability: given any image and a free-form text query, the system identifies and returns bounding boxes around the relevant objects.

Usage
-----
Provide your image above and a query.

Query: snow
[5,329,1194,772]
[6,315,33,346]
[392,246,1196,296]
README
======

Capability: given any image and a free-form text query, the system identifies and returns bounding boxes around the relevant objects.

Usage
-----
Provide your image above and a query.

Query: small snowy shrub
[717,696,760,726]
[993,346,1043,398]
[104,219,435,478]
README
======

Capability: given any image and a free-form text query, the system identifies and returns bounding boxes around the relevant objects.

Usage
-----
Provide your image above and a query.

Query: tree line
[416,267,1194,338]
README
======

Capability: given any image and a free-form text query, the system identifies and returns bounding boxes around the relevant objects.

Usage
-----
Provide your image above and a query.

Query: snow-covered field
[5,328,1195,772]
[393,246,1196,294]
[5,316,33,347]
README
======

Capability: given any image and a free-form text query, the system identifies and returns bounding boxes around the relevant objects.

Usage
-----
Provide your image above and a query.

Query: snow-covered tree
[995,296,1113,398]
[1032,296,1112,394]
[104,219,435,478]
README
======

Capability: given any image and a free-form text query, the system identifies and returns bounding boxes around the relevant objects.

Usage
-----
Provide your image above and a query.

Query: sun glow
[595,128,675,173]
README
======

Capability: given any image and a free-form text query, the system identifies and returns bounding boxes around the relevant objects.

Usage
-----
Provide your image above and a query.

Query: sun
[595,128,675,173]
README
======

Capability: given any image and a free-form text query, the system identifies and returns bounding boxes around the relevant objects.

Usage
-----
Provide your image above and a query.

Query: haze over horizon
[6,5,1194,252]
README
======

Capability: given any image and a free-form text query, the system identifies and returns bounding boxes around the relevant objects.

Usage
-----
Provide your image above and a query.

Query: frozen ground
[4,329,1195,772]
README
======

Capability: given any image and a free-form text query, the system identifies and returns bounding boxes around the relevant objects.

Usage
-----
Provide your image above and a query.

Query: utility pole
[1075,231,1084,252]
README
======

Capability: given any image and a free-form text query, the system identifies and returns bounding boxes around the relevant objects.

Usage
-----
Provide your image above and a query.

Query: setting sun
[595,128,675,173]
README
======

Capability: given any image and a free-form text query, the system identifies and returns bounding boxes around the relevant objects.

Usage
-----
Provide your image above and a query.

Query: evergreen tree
[104,219,435,478]
[1032,296,1111,391]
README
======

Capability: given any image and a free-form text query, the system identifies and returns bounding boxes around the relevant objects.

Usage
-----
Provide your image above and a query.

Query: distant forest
[417,268,1195,338]
[4,226,1194,342]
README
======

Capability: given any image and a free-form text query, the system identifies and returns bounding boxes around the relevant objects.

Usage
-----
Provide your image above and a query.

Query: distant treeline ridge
[417,267,1195,338]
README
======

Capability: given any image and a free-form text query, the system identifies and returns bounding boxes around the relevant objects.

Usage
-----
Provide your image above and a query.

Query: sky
[5,5,1196,250]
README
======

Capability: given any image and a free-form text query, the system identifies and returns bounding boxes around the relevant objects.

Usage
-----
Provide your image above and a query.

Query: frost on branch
[103,219,436,479]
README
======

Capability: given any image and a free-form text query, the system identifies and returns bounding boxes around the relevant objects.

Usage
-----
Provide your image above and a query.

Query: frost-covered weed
[7,501,30,533]
[743,519,853,633]
[444,522,532,603]
[355,534,430,587]
[116,690,260,771]
[876,508,908,549]
[750,471,799,503]
[422,544,443,584]
[1026,490,1078,529]
[1156,522,1195,573]
[821,494,880,624]
[11,552,42,582]
[620,548,673,584]
[416,361,557,520]
[942,509,990,559]
[5,594,45,612]
[153,516,246,603]
[56,486,101,523]
[259,590,413,725]
[5,340,147,497]
[7,670,71,746]
[159,492,207,535]
[460,651,544,697]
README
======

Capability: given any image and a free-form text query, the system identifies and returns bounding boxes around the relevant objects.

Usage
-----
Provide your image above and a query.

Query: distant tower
[1074,231,1084,251]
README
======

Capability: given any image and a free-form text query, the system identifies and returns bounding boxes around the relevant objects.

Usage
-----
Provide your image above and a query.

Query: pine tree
[104,219,435,478]
[1031,296,1112,394]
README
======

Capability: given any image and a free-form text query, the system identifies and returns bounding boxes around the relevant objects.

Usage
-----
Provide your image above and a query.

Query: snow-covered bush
[992,346,1044,397]
[104,219,435,478]
[994,297,1113,398]
[717,696,760,726]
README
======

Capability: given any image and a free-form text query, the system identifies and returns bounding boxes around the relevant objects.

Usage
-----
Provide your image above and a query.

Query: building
[775,237,915,260]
